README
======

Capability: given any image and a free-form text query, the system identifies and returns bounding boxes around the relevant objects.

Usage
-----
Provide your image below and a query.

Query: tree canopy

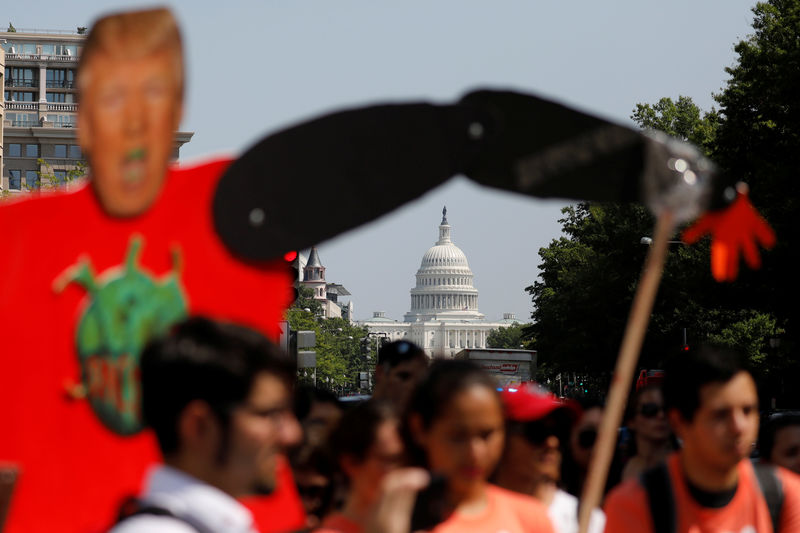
[286,289,375,395]
[528,0,799,404]
[486,322,532,350]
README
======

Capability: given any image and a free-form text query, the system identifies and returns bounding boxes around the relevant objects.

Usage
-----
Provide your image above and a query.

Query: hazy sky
[7,1,758,323]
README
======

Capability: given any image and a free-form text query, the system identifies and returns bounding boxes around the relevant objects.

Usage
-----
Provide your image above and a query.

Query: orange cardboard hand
[682,187,776,282]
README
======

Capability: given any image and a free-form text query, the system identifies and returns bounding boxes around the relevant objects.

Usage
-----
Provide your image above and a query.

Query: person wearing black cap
[372,340,428,411]
[494,384,605,533]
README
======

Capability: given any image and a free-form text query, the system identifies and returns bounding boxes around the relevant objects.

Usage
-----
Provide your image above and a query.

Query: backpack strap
[116,496,208,533]
[641,462,676,533]
[752,461,784,533]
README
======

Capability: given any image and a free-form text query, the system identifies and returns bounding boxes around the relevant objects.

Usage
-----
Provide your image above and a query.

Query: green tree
[528,97,743,374]
[286,304,375,394]
[631,96,719,153]
[486,322,532,350]
[36,159,88,189]
[710,0,800,379]
[292,285,323,316]
[2,160,88,200]
[531,43,800,402]
[707,310,784,372]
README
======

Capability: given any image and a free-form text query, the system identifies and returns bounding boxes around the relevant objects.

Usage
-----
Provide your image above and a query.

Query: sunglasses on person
[638,402,665,418]
[516,416,569,445]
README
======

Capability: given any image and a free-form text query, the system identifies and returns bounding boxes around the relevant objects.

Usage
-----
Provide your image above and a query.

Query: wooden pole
[577,211,675,533]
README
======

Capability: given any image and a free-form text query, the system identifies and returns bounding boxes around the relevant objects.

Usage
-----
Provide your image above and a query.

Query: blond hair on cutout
[78,7,184,98]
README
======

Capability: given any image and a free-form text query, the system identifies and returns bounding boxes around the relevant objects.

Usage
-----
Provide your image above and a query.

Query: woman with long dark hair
[403,360,554,532]
[316,400,405,533]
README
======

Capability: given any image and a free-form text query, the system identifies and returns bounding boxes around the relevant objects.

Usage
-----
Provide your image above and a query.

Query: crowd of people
[110,315,800,533]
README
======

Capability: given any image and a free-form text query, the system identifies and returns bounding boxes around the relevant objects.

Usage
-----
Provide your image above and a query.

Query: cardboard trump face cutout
[77,9,184,217]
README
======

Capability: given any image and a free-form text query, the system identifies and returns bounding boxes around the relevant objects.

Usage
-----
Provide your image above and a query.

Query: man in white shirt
[112,316,301,533]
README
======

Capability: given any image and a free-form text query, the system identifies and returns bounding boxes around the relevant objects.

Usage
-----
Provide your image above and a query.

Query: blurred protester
[620,384,675,481]
[372,340,428,410]
[289,387,343,528]
[759,412,800,475]
[113,317,301,533]
[290,440,336,530]
[604,346,800,532]
[317,401,404,533]
[295,386,344,444]
[404,360,555,532]
[494,384,605,533]
[562,397,603,497]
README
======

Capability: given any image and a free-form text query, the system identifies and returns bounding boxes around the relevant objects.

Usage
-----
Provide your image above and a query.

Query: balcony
[6,102,38,111]
[5,53,77,63]
[5,119,76,128]
[46,81,76,89]
[47,103,77,112]
[10,120,40,127]
[6,79,38,88]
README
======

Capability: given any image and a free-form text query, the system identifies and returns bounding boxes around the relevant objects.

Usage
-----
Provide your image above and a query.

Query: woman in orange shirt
[404,360,555,533]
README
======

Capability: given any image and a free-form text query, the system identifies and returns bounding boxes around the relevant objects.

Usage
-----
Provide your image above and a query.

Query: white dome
[419,243,470,270]
[404,208,484,323]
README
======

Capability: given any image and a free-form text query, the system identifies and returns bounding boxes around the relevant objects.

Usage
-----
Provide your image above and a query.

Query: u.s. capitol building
[359,207,518,358]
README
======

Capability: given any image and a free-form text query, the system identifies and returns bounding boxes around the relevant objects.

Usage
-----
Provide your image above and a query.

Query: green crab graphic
[54,235,188,435]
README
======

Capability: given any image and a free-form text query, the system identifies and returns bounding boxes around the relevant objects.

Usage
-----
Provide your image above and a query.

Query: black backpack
[642,460,784,533]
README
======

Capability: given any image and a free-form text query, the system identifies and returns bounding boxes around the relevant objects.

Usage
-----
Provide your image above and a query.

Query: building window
[6,67,38,88]
[54,145,68,158]
[54,170,67,184]
[46,115,76,128]
[7,144,22,157]
[25,170,40,190]
[7,112,39,127]
[46,68,76,89]
[46,92,76,103]
[55,44,78,57]
[8,170,22,190]
[69,145,82,159]
[4,90,35,102]
[26,144,39,158]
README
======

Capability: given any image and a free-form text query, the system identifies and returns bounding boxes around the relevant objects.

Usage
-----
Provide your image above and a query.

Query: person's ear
[178,399,220,455]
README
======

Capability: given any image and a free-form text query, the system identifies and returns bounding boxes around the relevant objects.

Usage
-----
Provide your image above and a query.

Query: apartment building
[1,28,193,193]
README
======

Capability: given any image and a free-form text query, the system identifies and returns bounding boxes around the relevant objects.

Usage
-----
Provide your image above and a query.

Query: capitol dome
[404,207,484,322]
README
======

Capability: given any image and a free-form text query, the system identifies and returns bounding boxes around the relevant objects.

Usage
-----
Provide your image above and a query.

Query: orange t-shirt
[431,485,555,533]
[604,454,800,533]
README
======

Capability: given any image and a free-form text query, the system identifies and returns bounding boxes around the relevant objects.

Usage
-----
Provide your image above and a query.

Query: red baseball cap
[501,383,580,422]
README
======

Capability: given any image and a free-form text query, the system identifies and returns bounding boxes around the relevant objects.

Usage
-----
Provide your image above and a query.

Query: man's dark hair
[759,412,800,461]
[663,344,751,422]
[140,316,296,456]
[293,385,341,422]
[329,400,397,469]
[377,340,426,370]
